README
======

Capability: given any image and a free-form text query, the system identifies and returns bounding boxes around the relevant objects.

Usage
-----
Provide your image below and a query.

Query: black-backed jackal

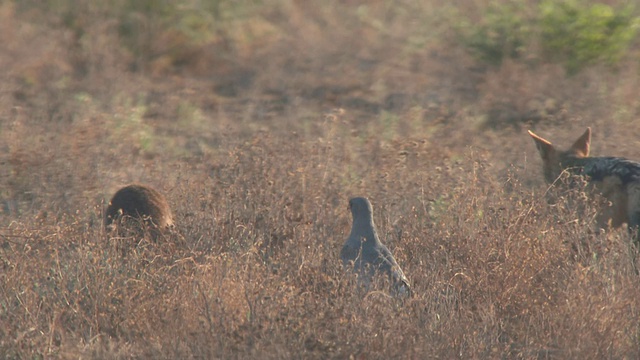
[528,127,640,235]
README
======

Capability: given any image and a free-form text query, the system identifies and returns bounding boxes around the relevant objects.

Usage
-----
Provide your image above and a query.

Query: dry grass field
[2,1,640,358]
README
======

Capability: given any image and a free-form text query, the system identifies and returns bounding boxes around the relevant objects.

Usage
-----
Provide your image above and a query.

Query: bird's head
[348,197,374,219]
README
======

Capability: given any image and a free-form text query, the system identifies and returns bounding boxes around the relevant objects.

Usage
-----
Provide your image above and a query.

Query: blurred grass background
[2,0,640,358]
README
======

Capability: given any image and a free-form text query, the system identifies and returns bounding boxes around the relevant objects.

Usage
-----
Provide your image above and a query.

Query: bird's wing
[340,242,361,266]
[374,244,409,284]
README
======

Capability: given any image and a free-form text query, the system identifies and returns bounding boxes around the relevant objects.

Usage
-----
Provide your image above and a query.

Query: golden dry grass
[2,1,640,358]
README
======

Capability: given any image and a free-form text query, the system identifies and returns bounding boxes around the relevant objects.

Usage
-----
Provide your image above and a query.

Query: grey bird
[341,197,411,296]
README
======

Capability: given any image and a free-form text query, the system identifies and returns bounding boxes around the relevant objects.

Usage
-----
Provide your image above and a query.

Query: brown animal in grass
[105,184,174,232]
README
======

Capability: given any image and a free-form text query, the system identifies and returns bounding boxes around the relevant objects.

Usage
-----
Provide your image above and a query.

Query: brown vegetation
[1,1,640,358]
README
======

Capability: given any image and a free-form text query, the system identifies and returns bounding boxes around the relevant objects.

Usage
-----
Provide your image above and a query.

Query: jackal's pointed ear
[528,130,555,160]
[570,127,591,157]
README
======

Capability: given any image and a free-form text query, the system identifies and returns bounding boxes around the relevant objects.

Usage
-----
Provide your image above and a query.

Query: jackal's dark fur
[529,127,640,232]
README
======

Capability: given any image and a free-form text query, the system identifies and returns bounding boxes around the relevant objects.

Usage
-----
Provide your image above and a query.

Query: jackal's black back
[575,157,640,184]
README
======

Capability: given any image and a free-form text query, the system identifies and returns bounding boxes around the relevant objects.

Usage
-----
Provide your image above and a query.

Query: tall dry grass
[3,129,640,358]
[2,0,640,358]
